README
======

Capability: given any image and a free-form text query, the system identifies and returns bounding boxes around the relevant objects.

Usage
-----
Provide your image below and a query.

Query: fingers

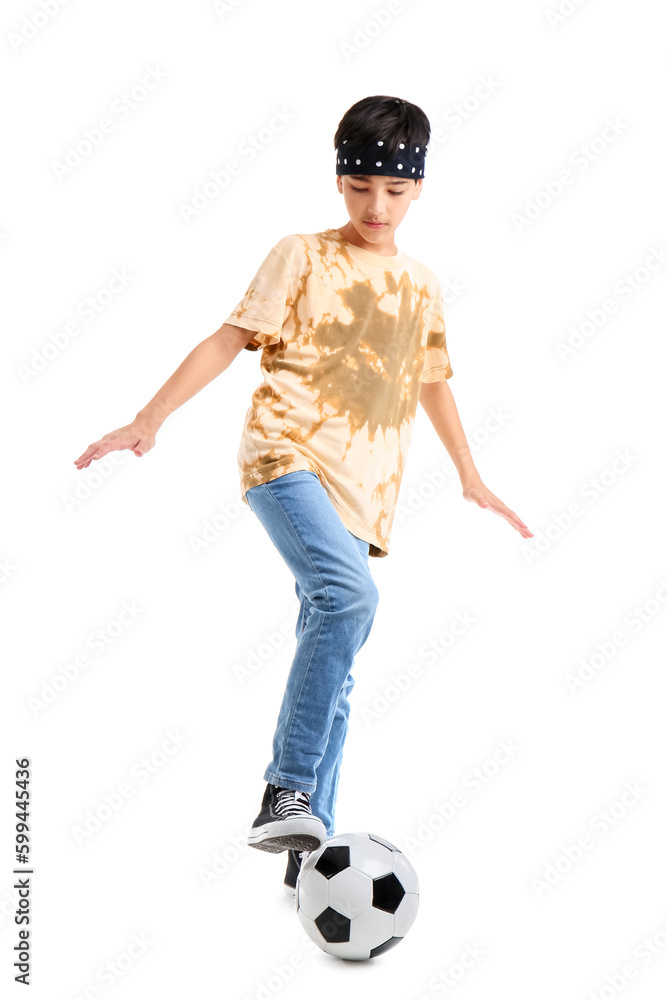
[73,443,105,469]
[74,442,115,468]
[499,507,533,538]
[477,493,533,537]
[74,434,144,469]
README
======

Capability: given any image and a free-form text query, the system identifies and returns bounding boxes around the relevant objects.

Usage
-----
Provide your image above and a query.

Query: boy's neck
[334,222,399,258]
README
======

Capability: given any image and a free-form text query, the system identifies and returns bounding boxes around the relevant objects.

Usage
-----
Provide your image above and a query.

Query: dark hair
[333,95,431,162]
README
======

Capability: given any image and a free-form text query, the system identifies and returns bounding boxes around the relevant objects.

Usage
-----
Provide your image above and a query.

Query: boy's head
[334,95,430,245]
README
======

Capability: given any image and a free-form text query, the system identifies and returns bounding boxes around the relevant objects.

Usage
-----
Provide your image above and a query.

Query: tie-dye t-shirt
[223,227,453,558]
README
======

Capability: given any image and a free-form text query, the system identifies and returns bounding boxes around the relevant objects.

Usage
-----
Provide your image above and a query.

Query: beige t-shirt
[223,227,453,558]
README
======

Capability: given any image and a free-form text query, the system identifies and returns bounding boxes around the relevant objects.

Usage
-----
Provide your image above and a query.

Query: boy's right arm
[73,323,256,469]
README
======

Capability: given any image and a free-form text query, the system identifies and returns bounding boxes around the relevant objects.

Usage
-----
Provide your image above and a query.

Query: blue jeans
[245,470,379,838]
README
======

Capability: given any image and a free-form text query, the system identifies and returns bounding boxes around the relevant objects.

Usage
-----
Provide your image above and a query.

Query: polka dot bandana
[335,138,427,179]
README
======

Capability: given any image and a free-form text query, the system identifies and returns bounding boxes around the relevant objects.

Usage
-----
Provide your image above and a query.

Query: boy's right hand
[73,417,158,470]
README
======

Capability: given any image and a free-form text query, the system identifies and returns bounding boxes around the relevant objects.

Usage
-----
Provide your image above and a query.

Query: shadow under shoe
[247,783,327,854]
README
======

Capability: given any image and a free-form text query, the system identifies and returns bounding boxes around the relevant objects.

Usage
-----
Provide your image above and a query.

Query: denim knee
[327,573,379,625]
[361,577,380,620]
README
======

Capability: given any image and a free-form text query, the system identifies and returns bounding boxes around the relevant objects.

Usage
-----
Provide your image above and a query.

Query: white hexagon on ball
[296,868,329,919]
[393,892,419,937]
[324,939,370,962]
[296,907,329,951]
[391,850,419,894]
[327,866,373,919]
[349,838,393,878]
[349,905,394,952]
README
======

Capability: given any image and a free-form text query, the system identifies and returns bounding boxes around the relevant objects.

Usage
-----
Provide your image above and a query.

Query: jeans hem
[264,770,317,794]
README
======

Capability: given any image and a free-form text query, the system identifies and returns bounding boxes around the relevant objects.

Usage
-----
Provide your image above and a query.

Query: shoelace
[275,788,312,818]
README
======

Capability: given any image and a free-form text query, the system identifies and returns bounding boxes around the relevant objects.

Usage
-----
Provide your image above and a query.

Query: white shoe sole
[247,817,326,854]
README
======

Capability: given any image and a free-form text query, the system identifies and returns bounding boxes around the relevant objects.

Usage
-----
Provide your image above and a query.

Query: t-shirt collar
[326,228,407,270]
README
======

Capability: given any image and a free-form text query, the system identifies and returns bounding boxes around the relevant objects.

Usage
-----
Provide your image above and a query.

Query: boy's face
[336,173,422,245]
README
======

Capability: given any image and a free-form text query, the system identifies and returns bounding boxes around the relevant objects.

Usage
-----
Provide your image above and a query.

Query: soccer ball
[295,832,419,961]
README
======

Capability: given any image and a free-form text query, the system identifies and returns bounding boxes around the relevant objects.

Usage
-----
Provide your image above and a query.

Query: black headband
[335,139,426,179]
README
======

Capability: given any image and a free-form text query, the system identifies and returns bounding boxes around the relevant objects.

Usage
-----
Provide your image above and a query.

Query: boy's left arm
[418,380,533,538]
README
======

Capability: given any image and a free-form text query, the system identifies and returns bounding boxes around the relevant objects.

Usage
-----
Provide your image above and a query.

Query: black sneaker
[283,849,309,894]
[246,783,327,854]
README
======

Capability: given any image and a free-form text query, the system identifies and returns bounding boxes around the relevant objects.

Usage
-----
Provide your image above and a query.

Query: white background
[2,0,666,997]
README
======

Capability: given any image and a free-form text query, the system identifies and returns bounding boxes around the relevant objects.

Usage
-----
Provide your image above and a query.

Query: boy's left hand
[461,478,533,538]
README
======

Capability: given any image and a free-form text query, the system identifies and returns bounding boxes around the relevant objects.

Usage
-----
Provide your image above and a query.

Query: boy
[74,95,532,895]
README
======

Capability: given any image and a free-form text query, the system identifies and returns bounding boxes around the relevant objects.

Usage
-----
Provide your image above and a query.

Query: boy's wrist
[460,471,483,489]
[135,405,168,431]
[453,452,482,487]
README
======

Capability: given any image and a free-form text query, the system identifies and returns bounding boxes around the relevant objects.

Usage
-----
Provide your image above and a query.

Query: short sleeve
[420,282,453,382]
[223,244,293,352]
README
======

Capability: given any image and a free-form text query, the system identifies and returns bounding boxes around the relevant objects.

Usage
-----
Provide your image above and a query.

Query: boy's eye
[350,185,403,197]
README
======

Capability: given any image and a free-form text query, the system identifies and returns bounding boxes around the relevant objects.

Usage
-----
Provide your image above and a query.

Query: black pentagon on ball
[370,935,404,958]
[367,832,399,852]
[315,906,351,943]
[372,872,405,913]
[314,846,350,879]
